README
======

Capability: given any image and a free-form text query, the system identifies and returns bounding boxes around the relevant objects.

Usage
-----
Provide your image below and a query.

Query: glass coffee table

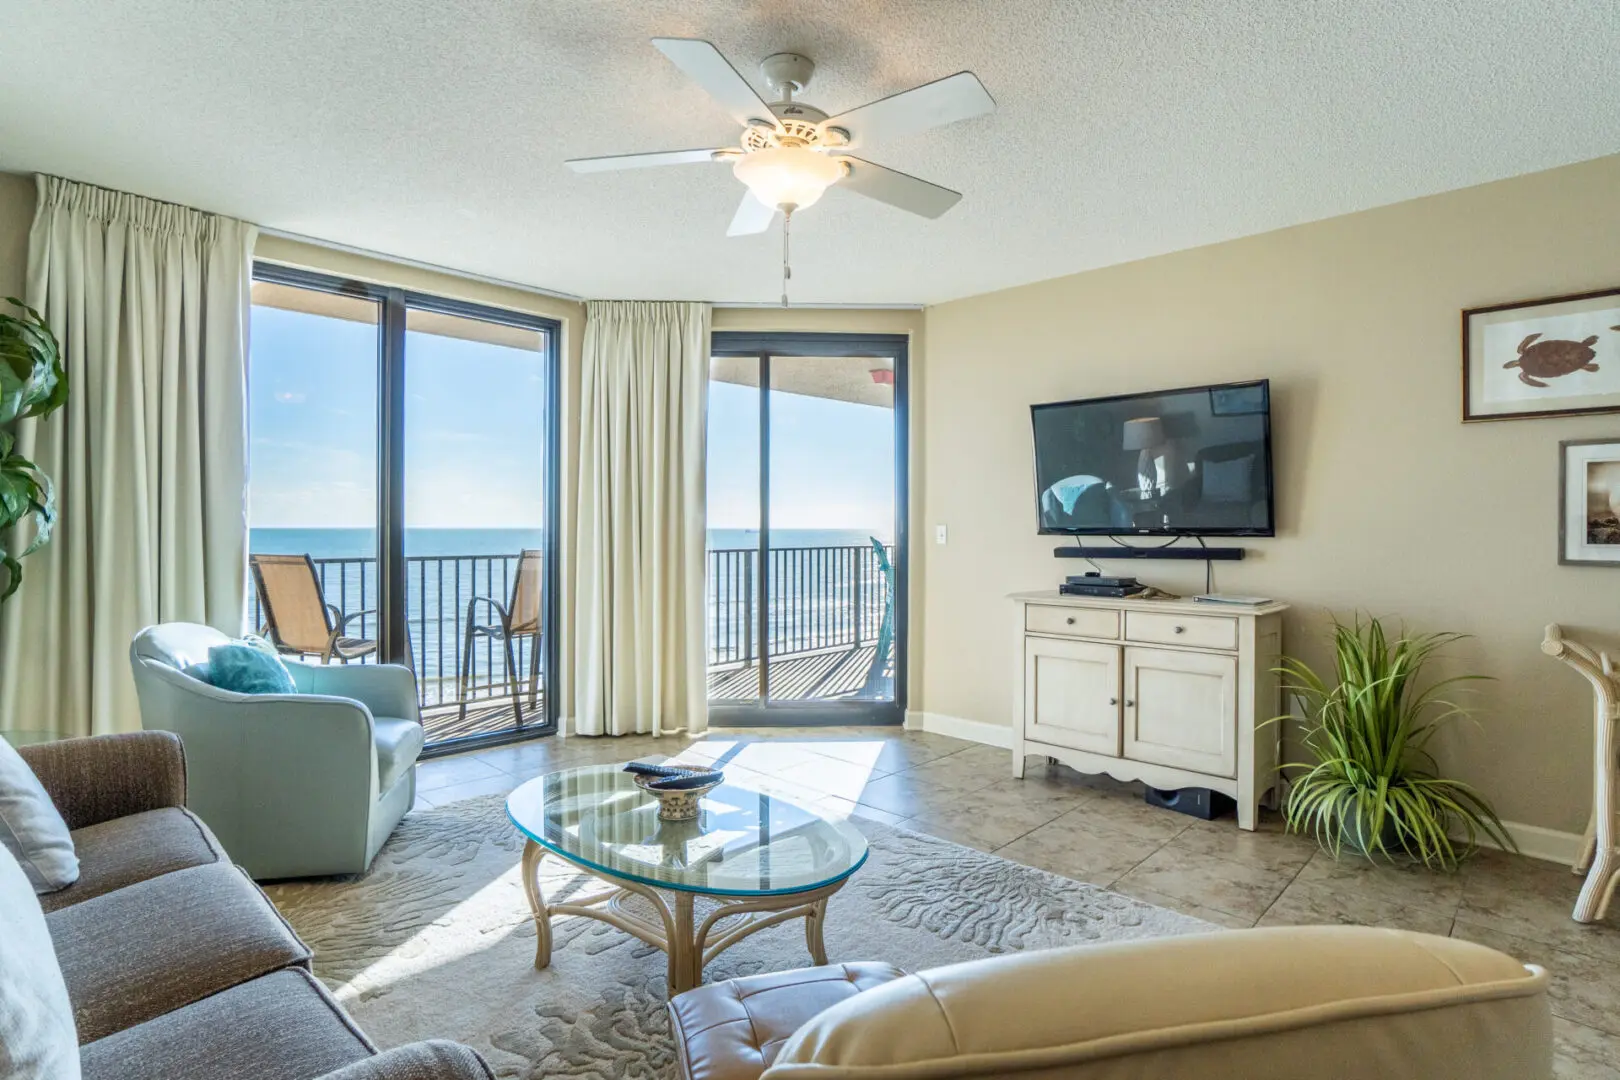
[506,763,869,995]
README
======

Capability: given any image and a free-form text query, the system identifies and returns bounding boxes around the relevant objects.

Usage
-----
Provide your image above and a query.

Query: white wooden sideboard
[1010,591,1288,830]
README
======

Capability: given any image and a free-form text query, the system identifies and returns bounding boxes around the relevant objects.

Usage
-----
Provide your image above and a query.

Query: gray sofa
[14,731,489,1080]
[129,623,423,880]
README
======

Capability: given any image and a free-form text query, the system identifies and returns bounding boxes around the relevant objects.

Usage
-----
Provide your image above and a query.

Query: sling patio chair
[457,548,544,724]
[859,537,895,699]
[250,553,379,664]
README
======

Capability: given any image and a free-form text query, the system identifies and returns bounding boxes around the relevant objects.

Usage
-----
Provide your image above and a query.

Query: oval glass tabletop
[506,763,869,897]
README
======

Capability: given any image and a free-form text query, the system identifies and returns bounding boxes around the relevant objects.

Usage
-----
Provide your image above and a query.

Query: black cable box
[1060,582,1145,598]
[1065,574,1140,588]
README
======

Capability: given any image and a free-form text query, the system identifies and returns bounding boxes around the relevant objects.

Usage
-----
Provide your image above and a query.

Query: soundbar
[1055,545,1245,561]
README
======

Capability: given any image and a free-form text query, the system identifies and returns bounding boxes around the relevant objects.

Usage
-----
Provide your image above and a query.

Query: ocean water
[250,527,892,559]
[247,528,894,693]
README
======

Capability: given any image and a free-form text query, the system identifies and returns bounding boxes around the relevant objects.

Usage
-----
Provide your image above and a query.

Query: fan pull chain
[780,207,793,308]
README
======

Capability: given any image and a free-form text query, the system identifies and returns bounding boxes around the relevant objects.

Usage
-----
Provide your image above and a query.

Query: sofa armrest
[289,661,421,722]
[316,1041,494,1080]
[19,731,187,830]
[767,927,1552,1080]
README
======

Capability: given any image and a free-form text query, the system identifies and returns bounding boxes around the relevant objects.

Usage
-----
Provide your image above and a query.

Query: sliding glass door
[707,333,908,724]
[247,265,560,753]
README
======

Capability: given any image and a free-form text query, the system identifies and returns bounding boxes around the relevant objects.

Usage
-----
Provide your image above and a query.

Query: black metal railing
[247,543,894,711]
[706,544,894,668]
[248,554,539,712]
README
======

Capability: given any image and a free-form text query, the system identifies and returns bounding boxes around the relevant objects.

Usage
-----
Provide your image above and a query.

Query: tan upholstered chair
[669,926,1551,1080]
[251,553,378,664]
[457,548,543,723]
[1543,623,1619,923]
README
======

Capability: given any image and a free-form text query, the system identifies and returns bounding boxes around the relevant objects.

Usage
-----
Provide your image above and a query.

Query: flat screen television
[1030,379,1274,537]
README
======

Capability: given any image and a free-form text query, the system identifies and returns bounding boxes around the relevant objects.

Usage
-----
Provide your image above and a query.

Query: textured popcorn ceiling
[1,1,1617,305]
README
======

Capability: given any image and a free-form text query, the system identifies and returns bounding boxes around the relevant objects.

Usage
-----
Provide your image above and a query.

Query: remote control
[622,761,692,778]
[647,770,723,791]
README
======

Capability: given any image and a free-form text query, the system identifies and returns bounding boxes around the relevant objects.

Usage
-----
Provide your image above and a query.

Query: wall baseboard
[905,710,1014,748]
[904,712,1583,866]
[1485,821,1583,867]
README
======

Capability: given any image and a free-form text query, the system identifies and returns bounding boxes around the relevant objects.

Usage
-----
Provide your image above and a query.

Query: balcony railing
[248,543,895,729]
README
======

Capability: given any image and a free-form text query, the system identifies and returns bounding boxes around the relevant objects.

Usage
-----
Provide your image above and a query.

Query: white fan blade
[824,72,994,148]
[727,193,777,237]
[652,38,775,128]
[566,148,726,173]
[838,157,962,218]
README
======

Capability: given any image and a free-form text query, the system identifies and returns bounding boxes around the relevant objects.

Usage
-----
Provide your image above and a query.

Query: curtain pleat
[571,300,709,737]
[0,175,257,737]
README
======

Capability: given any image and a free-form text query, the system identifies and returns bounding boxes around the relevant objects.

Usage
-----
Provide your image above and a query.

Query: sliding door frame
[251,261,562,753]
[708,331,909,727]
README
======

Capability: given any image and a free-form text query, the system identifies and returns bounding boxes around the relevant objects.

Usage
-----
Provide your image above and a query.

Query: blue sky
[249,306,894,539]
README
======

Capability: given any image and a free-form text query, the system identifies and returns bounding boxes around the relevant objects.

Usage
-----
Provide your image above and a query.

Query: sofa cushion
[0,735,79,892]
[48,861,312,1042]
[80,967,373,1080]
[671,963,905,1080]
[373,718,423,793]
[0,844,81,1080]
[39,807,226,914]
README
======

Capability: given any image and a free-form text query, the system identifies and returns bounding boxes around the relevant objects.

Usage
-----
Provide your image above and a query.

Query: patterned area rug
[265,794,1215,1079]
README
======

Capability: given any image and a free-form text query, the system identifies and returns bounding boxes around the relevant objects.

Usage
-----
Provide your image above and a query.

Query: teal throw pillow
[207,643,296,695]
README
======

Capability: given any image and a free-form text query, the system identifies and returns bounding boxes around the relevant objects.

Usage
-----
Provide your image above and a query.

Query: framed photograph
[1463,287,1620,422]
[1560,439,1620,566]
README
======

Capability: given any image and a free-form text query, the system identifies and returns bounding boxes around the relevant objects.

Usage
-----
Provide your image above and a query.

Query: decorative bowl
[631,768,724,821]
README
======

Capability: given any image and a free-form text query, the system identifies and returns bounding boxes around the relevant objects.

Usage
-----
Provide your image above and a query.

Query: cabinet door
[1122,646,1237,777]
[1024,638,1121,755]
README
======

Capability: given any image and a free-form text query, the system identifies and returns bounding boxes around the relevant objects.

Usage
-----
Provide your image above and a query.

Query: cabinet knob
[1108,697,1118,706]
[1173,625,1186,634]
[1065,616,1075,625]
[1125,699,1135,708]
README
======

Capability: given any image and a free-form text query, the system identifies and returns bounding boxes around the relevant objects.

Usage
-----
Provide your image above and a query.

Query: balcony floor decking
[421,645,894,746]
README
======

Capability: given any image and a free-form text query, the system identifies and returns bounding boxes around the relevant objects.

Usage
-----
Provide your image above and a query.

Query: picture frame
[1463,286,1620,422]
[1559,439,1620,567]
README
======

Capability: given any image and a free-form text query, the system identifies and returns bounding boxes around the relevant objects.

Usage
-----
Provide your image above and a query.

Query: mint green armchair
[129,623,423,881]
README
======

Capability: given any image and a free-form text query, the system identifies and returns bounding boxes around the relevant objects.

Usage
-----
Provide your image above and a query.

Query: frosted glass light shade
[1121,416,1166,450]
[733,148,844,210]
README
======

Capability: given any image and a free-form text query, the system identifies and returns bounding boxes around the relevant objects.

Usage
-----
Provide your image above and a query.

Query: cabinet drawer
[1125,610,1237,651]
[1026,605,1120,639]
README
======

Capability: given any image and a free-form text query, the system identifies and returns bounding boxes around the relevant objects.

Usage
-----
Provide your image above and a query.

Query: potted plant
[1274,615,1513,869]
[0,297,66,601]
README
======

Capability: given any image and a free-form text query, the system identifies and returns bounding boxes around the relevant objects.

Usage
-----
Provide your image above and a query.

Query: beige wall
[918,153,1620,834]
[0,173,33,299]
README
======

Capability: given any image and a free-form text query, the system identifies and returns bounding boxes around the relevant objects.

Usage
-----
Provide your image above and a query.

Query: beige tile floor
[416,726,1620,1078]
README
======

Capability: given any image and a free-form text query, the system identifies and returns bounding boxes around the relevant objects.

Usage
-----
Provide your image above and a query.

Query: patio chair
[860,537,894,698]
[251,553,378,664]
[458,548,544,724]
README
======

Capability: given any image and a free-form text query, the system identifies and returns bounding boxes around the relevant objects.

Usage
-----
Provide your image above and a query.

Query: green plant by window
[0,298,65,602]
[1274,615,1513,870]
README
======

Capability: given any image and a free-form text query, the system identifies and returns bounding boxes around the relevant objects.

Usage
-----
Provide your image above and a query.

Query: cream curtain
[0,175,257,737]
[571,300,710,737]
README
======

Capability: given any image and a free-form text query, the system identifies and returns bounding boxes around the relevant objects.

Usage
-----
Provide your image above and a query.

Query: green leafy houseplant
[1274,616,1513,870]
[0,298,66,601]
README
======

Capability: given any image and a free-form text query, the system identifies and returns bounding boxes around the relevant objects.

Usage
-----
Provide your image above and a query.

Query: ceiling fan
[566,38,995,238]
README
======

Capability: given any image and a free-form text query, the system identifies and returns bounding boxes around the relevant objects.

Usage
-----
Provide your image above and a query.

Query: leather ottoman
[668,962,906,1080]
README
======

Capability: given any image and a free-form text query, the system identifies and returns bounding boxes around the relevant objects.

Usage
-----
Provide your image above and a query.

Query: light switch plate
[935,524,948,545]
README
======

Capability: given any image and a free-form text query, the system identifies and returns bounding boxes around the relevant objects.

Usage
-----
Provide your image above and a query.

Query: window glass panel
[246,281,380,658]
[706,355,762,704]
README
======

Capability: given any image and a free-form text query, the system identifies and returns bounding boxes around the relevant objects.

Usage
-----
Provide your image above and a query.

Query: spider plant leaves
[1270,614,1514,871]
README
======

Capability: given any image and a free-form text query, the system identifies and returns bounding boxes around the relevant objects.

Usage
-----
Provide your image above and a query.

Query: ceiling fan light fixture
[732,147,844,211]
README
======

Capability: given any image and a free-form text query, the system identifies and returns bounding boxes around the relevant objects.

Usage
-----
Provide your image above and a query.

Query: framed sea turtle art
[1559,439,1620,567]
[1463,286,1620,421]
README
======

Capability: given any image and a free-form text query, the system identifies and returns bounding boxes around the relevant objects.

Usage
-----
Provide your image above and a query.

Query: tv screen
[1031,380,1274,536]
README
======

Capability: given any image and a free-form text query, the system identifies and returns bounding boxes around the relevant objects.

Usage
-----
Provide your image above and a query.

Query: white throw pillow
[0,739,78,893]
[0,843,82,1080]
